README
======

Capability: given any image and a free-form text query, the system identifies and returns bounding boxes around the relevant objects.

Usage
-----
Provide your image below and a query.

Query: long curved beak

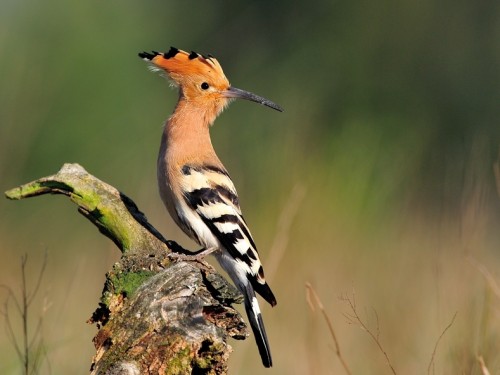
[223,86,283,112]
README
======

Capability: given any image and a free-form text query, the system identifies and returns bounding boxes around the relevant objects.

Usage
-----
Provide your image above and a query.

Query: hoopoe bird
[139,47,282,368]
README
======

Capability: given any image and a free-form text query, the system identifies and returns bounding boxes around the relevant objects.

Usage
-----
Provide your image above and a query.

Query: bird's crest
[139,47,229,89]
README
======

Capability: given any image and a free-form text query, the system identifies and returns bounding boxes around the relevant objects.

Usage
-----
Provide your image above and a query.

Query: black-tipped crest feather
[164,46,179,59]
[138,51,157,60]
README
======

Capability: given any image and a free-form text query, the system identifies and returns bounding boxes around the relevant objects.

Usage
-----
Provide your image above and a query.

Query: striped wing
[179,165,276,306]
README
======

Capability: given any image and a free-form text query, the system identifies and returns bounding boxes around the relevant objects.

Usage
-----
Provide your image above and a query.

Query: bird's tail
[243,284,273,368]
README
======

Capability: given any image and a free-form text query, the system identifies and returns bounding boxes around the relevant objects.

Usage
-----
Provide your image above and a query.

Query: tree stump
[5,163,248,375]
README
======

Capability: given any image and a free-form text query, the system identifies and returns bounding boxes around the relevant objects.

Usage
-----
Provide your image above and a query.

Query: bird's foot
[167,241,218,261]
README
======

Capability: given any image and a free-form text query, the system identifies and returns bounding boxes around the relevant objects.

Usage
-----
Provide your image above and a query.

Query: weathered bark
[5,163,248,375]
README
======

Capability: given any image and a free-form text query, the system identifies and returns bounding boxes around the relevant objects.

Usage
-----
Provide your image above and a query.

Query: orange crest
[139,47,230,91]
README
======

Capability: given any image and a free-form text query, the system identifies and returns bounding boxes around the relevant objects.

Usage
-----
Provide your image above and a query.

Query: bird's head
[139,47,283,121]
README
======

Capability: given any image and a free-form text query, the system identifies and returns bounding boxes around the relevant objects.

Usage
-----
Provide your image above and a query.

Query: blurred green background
[1,0,500,373]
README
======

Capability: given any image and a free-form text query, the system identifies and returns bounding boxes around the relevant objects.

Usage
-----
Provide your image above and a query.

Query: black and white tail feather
[175,164,277,367]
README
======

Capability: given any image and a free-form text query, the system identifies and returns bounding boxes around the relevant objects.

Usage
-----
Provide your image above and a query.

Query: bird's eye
[201,82,209,90]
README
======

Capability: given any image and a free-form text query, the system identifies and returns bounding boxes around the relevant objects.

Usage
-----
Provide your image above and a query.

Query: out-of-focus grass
[1,0,500,374]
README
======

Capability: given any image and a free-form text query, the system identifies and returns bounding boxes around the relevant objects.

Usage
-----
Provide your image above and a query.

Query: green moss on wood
[165,346,192,375]
[194,340,226,371]
[109,270,155,298]
[5,181,74,200]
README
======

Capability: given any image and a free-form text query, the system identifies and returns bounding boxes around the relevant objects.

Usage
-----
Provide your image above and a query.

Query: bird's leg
[167,240,218,261]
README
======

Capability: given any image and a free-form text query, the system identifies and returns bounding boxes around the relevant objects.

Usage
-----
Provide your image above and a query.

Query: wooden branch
[5,163,167,256]
[5,163,247,374]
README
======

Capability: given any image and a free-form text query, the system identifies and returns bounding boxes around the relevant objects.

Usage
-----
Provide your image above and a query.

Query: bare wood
[5,163,247,374]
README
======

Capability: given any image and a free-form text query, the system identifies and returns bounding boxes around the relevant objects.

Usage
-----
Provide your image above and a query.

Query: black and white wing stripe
[178,164,276,306]
[177,164,277,367]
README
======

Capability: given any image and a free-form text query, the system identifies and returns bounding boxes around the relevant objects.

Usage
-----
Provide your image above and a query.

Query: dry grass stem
[427,312,457,375]
[494,147,500,198]
[1,296,23,360]
[341,292,397,375]
[0,253,49,375]
[305,282,352,375]
[467,257,500,300]
[265,184,306,283]
[476,355,491,375]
